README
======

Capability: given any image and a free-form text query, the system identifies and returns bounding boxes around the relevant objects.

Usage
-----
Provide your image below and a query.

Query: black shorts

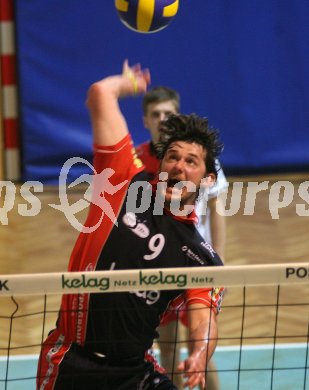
[53,343,178,390]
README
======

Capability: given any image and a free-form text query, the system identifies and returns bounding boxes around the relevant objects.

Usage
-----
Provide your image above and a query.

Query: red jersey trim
[136,141,160,176]
[94,134,131,153]
[44,133,145,374]
[160,286,224,327]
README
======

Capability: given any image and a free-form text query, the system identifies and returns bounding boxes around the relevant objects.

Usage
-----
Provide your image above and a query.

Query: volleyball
[115,0,179,33]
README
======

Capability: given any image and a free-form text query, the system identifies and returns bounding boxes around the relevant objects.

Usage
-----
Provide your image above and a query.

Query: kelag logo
[139,271,187,288]
[0,279,9,291]
[62,274,110,291]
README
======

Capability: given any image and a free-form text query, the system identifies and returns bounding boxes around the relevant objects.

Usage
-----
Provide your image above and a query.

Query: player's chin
[167,195,196,214]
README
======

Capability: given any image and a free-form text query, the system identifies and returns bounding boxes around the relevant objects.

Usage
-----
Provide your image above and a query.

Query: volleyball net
[1,263,309,389]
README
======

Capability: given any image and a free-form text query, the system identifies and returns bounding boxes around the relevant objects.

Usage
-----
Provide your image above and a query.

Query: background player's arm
[86,60,150,146]
[208,196,226,260]
[178,302,218,389]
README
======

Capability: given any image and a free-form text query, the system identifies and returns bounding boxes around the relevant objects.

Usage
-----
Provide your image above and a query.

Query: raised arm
[86,60,151,146]
[177,303,218,389]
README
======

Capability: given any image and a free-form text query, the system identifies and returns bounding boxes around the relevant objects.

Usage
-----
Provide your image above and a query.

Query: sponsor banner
[1,263,309,296]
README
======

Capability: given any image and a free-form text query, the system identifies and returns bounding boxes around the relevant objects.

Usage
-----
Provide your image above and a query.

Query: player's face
[160,141,215,210]
[143,100,178,144]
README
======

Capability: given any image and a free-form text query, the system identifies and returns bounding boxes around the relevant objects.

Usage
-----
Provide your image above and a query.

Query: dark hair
[142,86,180,115]
[156,114,223,179]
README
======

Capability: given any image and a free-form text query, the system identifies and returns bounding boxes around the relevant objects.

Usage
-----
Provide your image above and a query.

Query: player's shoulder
[135,140,150,156]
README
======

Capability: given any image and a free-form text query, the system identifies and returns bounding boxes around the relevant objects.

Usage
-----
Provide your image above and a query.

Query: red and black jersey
[37,134,223,389]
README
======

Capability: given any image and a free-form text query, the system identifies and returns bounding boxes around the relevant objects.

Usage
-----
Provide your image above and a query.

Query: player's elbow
[86,80,110,111]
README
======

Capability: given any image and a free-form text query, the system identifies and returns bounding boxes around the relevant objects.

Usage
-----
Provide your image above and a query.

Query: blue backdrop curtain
[15,0,309,183]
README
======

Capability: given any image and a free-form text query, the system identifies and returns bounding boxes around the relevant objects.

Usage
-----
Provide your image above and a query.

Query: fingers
[122,59,151,95]
[183,372,206,389]
[177,361,185,372]
[131,63,142,74]
[122,59,150,82]
[125,70,139,94]
[178,359,206,389]
[122,59,141,73]
[140,68,151,84]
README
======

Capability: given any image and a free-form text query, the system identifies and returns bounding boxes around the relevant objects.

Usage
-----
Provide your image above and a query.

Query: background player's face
[160,141,215,210]
[143,100,178,144]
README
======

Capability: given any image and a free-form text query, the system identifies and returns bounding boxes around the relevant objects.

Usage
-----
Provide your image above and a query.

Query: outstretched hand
[177,348,208,389]
[121,59,151,97]
[86,59,151,146]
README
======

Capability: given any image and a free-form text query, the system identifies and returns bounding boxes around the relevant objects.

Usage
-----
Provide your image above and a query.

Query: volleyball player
[137,86,227,257]
[37,60,224,390]
[136,86,227,388]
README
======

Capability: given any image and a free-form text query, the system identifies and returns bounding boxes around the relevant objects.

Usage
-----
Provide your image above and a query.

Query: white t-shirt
[195,160,228,243]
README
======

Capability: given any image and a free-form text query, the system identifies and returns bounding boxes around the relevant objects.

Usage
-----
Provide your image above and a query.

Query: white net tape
[1,262,308,296]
